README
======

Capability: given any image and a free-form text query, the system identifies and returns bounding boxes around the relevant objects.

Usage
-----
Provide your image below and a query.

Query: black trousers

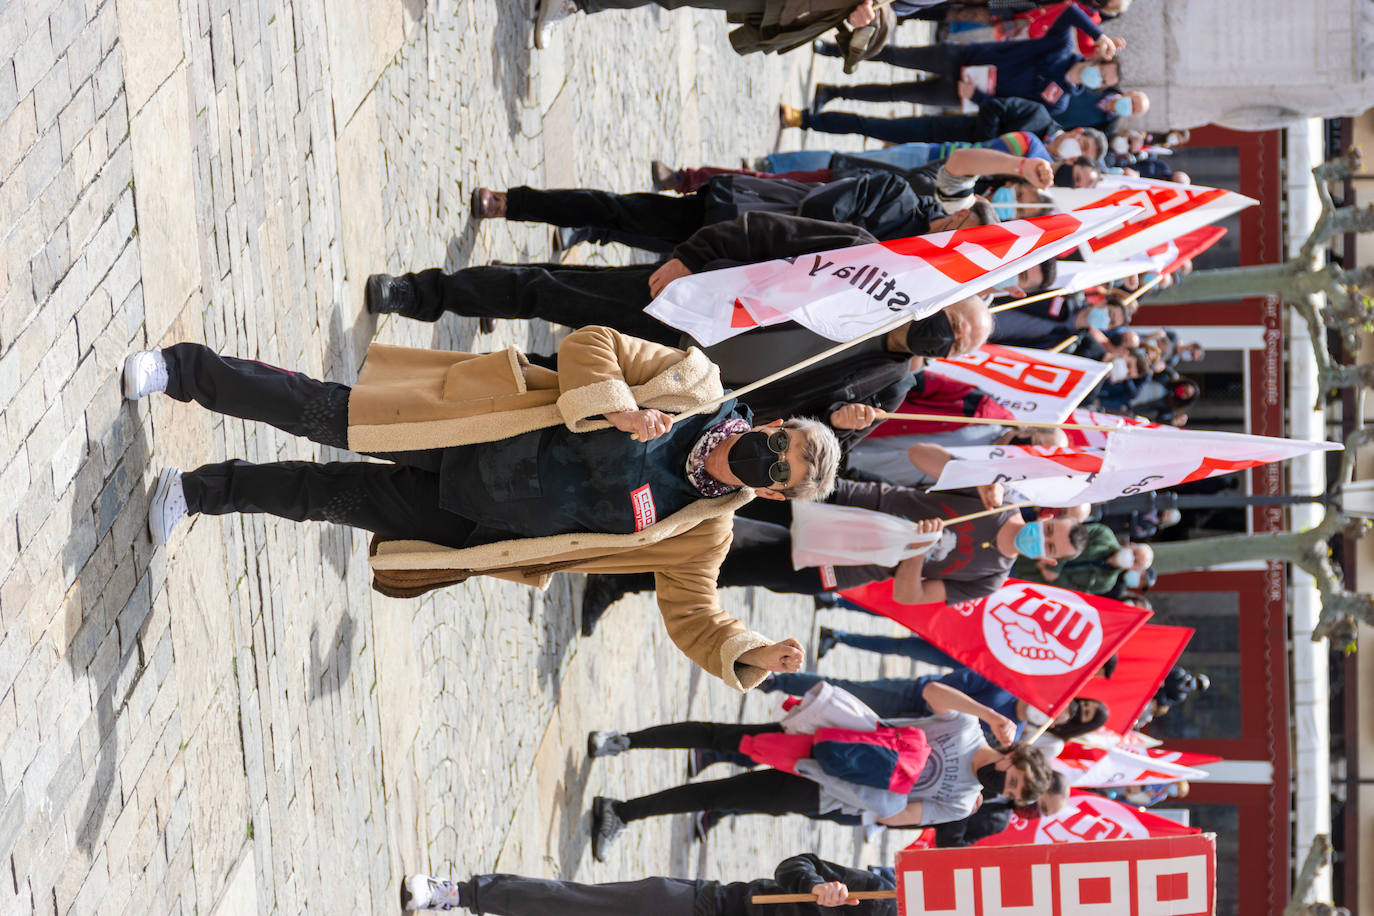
[399,264,680,345]
[807,97,1052,143]
[465,874,700,916]
[822,44,965,108]
[505,186,707,251]
[616,722,862,825]
[163,344,479,548]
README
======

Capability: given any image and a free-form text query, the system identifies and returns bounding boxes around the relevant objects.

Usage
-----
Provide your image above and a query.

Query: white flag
[645,208,1141,346]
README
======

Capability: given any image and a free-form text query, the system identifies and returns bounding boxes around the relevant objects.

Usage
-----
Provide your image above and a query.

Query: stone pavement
[0,2,932,913]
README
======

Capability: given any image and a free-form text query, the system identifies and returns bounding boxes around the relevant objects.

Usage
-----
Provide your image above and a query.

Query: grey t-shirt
[823,480,1016,600]
[846,427,1004,486]
[901,712,986,826]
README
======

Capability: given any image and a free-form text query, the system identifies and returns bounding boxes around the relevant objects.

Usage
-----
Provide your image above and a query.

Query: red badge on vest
[630,484,657,531]
[1040,82,1065,104]
[819,566,837,590]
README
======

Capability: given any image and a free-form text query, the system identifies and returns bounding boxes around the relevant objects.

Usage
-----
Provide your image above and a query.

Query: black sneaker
[591,797,625,862]
[812,83,838,111]
[581,574,626,637]
[813,41,842,58]
[816,626,839,661]
[365,274,416,315]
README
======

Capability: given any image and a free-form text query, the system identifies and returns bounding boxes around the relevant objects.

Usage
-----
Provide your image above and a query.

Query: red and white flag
[904,789,1200,850]
[1049,175,1255,262]
[1052,225,1229,293]
[1063,408,1159,448]
[932,425,1342,507]
[1055,742,1218,787]
[927,344,1109,423]
[839,579,1151,720]
[644,208,1140,345]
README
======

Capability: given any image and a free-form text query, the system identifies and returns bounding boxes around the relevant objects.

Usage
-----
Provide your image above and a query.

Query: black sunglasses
[762,429,792,485]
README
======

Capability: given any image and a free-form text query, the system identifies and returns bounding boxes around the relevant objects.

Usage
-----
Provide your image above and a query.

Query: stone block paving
[0,1,931,913]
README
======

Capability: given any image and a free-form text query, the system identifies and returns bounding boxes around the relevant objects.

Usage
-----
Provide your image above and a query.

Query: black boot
[365,274,417,315]
[581,574,628,637]
[813,41,843,58]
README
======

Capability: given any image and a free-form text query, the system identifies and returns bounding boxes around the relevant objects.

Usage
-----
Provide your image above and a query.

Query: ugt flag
[840,579,1151,720]
[645,207,1139,346]
[926,344,1109,423]
[1048,174,1256,262]
[931,425,1342,507]
[1081,624,1195,734]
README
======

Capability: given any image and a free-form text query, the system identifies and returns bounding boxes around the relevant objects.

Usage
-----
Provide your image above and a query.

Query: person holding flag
[584,693,1053,860]
[400,852,897,914]
[121,326,841,692]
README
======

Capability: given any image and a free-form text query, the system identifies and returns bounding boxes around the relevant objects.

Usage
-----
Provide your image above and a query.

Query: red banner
[841,579,1151,719]
[1081,624,1194,733]
[895,834,1217,916]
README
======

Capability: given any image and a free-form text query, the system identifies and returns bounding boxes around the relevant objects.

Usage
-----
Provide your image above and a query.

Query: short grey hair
[779,417,840,502]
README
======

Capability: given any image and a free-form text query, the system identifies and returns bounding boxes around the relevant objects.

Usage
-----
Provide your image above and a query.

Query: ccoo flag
[644,207,1140,346]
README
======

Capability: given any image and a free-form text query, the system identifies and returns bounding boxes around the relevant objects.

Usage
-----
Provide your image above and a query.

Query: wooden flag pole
[943,501,1035,526]
[871,411,1119,433]
[1048,335,1079,353]
[752,891,898,904]
[1121,270,1168,306]
[1023,716,1056,745]
[989,287,1070,313]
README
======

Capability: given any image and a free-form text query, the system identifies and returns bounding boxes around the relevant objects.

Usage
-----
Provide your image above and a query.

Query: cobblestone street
[0,2,931,913]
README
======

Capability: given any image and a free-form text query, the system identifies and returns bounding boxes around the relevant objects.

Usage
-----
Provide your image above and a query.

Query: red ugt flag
[841,579,1151,720]
[1082,623,1195,734]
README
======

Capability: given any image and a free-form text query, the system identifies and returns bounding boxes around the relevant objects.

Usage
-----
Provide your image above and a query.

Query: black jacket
[706,853,896,916]
[700,173,941,241]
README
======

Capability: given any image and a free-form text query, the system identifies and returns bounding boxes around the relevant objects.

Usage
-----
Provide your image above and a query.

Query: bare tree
[1131,151,1373,646]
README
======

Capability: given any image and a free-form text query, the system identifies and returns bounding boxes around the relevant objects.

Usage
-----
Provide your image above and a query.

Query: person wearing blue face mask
[989,289,1132,353]
[804,3,1125,117]
[1056,86,1150,133]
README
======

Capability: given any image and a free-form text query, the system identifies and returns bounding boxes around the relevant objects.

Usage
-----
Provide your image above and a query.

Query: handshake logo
[981,583,1103,676]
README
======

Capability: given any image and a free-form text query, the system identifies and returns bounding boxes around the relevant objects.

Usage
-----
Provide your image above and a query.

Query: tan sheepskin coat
[347,325,774,691]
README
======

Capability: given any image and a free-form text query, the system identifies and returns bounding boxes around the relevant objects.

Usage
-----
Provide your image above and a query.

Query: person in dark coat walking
[400,852,896,914]
[469,171,961,255]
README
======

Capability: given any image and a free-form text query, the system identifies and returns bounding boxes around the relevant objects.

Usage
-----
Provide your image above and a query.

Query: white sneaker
[148,467,188,546]
[534,0,577,49]
[401,874,463,911]
[123,350,169,400]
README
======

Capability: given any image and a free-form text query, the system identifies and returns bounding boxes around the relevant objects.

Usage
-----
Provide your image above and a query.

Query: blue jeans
[833,631,959,668]
[761,673,926,719]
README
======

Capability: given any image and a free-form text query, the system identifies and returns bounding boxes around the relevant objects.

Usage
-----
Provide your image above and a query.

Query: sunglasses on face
[762,428,792,485]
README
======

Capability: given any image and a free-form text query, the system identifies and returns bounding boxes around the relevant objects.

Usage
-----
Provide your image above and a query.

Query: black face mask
[977,762,1008,798]
[727,431,788,489]
[904,310,957,357]
[1053,164,1078,188]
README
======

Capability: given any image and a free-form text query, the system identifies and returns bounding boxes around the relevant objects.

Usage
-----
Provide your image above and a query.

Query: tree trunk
[1149,528,1321,575]
[1144,264,1296,305]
